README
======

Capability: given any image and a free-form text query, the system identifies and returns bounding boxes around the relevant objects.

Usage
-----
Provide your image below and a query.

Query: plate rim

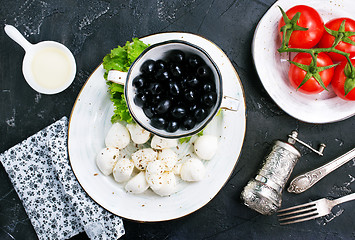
[68,31,247,222]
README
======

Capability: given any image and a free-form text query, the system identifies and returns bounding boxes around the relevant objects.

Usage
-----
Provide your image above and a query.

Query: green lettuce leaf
[103,46,129,72]
[178,130,204,144]
[103,38,149,123]
[127,38,149,64]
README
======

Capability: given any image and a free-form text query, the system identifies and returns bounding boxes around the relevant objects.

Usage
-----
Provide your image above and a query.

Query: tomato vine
[277,6,355,95]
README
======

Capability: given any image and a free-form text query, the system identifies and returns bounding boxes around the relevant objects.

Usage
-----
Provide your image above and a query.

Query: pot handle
[220,95,239,112]
[4,25,33,52]
[107,70,127,85]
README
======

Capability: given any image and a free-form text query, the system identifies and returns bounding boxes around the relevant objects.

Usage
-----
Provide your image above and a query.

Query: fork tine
[279,209,318,221]
[277,207,317,217]
[279,213,320,225]
[278,202,316,213]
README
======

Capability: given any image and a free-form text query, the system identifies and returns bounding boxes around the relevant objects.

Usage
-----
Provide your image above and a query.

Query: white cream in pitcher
[31,47,72,89]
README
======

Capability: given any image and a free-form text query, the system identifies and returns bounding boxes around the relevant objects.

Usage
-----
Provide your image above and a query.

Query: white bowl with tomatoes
[252,0,355,123]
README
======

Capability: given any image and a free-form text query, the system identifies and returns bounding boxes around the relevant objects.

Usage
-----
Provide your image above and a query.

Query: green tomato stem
[278,46,355,74]
[277,6,355,81]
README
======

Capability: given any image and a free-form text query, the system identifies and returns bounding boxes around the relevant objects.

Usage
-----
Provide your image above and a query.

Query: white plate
[252,0,355,123]
[68,32,246,222]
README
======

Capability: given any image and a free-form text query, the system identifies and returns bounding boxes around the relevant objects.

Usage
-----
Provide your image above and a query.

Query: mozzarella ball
[96,147,120,176]
[126,123,151,144]
[125,172,149,194]
[131,148,157,170]
[145,160,165,190]
[112,158,134,183]
[193,135,218,160]
[146,160,165,176]
[180,158,206,182]
[158,148,178,171]
[151,136,177,150]
[152,172,177,197]
[105,122,130,149]
[173,164,182,175]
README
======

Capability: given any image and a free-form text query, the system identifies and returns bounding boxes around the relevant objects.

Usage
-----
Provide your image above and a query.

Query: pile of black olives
[132,49,217,133]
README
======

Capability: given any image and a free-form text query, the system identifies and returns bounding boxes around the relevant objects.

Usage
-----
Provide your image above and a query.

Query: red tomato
[278,5,324,48]
[331,59,355,100]
[289,52,334,94]
[318,18,355,62]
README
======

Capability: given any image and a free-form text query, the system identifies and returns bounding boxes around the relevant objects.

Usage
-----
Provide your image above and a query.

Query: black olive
[197,65,212,79]
[156,60,167,71]
[194,108,208,122]
[182,117,196,130]
[151,94,163,105]
[169,95,179,103]
[187,76,199,87]
[140,60,156,75]
[189,104,198,113]
[166,121,179,132]
[169,81,180,96]
[155,69,171,82]
[171,106,186,119]
[168,50,185,63]
[202,82,214,92]
[184,89,197,102]
[151,117,166,129]
[134,93,147,107]
[148,82,163,95]
[180,77,189,89]
[170,64,184,78]
[176,99,186,108]
[156,99,171,114]
[202,92,217,107]
[143,106,156,118]
[132,75,146,89]
[139,88,150,94]
[188,54,203,69]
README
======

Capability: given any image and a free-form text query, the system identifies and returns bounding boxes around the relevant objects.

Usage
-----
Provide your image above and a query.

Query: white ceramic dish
[108,40,224,139]
[68,32,246,222]
[252,0,355,124]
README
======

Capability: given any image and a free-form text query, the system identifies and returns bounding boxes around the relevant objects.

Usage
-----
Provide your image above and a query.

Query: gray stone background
[1,0,354,239]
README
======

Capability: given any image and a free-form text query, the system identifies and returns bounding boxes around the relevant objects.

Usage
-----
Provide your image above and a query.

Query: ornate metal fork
[278,192,355,225]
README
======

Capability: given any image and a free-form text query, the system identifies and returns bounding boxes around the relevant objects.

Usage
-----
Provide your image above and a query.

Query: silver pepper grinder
[240,131,326,215]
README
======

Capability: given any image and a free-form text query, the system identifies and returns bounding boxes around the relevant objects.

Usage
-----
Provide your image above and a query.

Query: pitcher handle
[107,70,127,85]
[220,95,239,112]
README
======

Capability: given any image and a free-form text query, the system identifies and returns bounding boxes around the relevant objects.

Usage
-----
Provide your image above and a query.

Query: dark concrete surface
[1,0,354,239]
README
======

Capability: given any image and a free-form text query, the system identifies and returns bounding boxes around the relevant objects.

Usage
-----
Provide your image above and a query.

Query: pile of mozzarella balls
[96,122,218,197]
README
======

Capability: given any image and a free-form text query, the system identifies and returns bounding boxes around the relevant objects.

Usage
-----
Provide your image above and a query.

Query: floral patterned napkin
[0,117,125,240]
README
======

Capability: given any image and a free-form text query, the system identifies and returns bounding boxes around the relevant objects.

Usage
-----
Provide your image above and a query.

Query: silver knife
[288,147,355,194]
